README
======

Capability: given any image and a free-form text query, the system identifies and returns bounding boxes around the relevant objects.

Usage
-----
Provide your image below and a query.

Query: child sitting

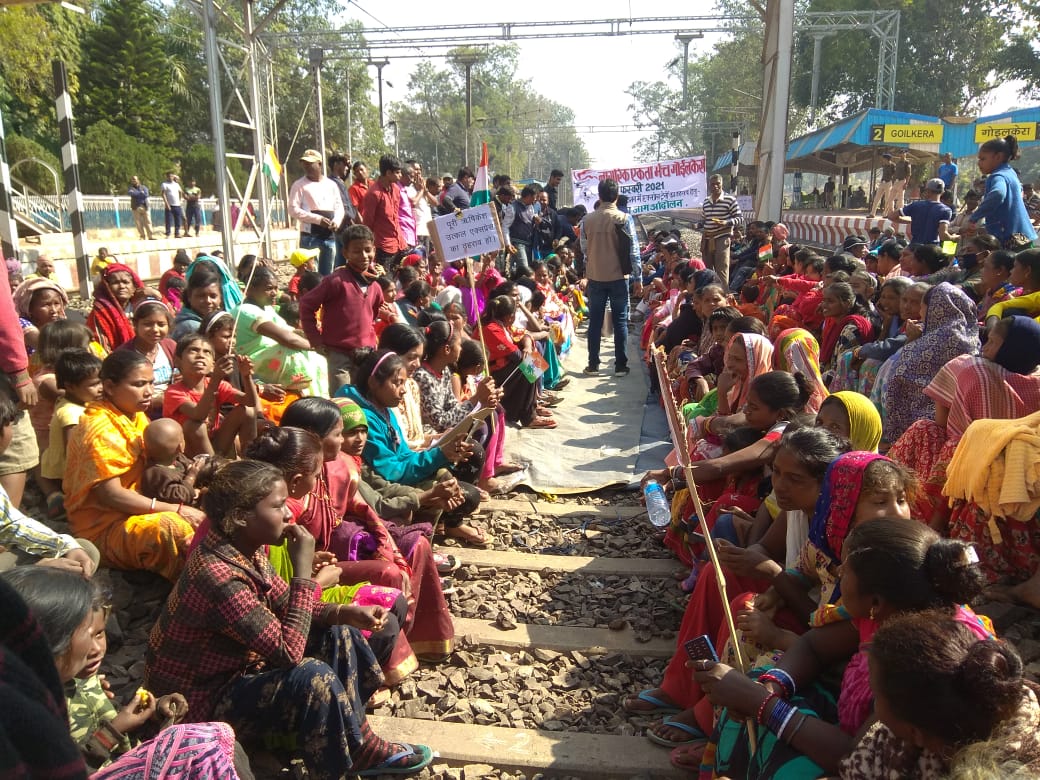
[286,247,319,299]
[681,306,742,402]
[139,418,203,506]
[163,334,259,457]
[39,350,103,512]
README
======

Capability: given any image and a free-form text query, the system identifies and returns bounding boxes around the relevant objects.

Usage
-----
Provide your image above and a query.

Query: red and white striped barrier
[781,211,892,252]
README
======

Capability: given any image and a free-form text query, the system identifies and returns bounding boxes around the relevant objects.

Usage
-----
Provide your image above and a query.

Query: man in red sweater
[0,267,38,507]
[300,224,392,394]
[360,154,407,274]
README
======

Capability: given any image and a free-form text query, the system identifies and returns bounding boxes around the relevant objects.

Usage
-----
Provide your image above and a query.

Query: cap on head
[882,153,892,159]
[289,247,320,267]
[925,178,945,193]
[300,149,322,163]
[842,235,868,252]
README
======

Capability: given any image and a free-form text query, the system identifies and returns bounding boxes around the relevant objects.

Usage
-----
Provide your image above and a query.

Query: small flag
[757,243,773,263]
[470,142,491,207]
[518,352,548,383]
[262,144,282,194]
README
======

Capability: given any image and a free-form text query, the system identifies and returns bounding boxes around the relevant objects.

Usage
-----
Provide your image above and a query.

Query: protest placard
[570,156,708,215]
[427,202,505,264]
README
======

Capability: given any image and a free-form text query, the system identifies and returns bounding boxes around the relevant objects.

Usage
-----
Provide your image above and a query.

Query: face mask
[958,253,979,270]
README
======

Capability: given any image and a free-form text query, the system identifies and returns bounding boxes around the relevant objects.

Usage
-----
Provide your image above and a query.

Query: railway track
[366,495,689,780]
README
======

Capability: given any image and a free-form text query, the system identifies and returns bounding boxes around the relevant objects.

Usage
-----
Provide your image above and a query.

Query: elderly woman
[64,350,202,580]
[87,264,158,354]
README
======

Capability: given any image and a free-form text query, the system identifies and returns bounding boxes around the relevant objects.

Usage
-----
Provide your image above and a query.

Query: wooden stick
[652,345,758,755]
[465,255,496,435]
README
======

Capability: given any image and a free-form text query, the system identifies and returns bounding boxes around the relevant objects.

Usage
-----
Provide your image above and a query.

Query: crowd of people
[0,150,593,778]
[628,133,1040,777]
[1,133,1039,780]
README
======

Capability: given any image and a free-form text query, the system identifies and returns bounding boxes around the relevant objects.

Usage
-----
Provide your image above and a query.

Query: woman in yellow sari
[64,351,203,580]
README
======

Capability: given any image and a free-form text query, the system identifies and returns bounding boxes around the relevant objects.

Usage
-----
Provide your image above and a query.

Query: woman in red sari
[279,397,454,661]
[819,281,874,380]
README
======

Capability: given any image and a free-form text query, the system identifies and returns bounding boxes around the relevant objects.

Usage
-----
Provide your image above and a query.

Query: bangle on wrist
[756,692,780,725]
[149,497,157,510]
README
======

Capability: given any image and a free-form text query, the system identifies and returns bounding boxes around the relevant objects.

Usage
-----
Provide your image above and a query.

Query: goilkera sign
[571,156,708,215]
[870,123,944,144]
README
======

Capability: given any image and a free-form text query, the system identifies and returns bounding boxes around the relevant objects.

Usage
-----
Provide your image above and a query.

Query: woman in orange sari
[64,351,202,580]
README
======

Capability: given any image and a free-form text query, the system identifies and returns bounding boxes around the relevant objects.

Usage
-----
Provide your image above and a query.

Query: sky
[337,0,1034,171]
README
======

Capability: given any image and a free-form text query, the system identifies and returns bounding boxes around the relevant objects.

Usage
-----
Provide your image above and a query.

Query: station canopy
[781,106,1040,175]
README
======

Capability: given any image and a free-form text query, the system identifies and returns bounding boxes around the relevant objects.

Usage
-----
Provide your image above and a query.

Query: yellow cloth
[831,390,883,452]
[64,401,194,580]
[943,409,1040,522]
[986,289,1040,322]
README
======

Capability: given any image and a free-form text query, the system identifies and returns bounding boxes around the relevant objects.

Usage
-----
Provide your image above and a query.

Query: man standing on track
[699,174,742,287]
[580,178,639,377]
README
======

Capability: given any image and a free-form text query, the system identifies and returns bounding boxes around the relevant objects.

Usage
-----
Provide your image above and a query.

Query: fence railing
[9,194,288,233]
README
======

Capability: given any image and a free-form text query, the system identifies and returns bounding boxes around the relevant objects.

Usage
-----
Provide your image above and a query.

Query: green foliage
[78,0,177,148]
[389,46,589,180]
[5,136,63,195]
[791,0,1017,119]
[77,120,172,193]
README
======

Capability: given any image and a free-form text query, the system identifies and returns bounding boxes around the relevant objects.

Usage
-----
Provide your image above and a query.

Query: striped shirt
[701,193,742,239]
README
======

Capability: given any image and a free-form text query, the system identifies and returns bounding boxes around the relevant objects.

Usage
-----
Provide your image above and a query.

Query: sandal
[356,743,434,777]
[444,523,490,548]
[526,417,557,429]
[46,492,66,521]
[439,576,457,595]
[622,689,681,716]
[646,716,707,748]
[433,552,460,575]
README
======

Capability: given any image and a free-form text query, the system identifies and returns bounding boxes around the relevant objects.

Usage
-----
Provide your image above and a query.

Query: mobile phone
[684,634,720,663]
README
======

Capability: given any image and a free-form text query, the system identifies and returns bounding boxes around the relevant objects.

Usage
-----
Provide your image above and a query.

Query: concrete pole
[754,0,795,223]
[809,34,824,126]
[310,48,326,166]
[0,103,19,262]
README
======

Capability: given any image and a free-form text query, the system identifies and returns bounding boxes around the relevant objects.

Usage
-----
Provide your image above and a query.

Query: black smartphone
[684,634,720,663]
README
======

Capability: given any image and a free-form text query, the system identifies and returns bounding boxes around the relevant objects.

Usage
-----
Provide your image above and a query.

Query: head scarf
[333,398,369,431]
[727,332,774,410]
[995,316,1040,375]
[819,304,874,365]
[808,451,888,565]
[828,391,883,452]
[87,263,142,351]
[774,328,828,413]
[186,256,243,310]
[12,277,68,320]
[883,282,979,441]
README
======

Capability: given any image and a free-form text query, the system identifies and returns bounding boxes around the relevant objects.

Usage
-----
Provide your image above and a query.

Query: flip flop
[646,716,708,748]
[622,689,681,716]
[355,743,434,776]
[433,552,460,575]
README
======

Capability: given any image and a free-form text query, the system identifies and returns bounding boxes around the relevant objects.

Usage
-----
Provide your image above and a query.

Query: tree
[78,0,177,148]
[5,136,63,195]
[390,46,589,180]
[78,120,171,193]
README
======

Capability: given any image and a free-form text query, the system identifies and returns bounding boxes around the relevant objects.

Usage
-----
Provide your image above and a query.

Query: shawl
[727,332,774,411]
[808,451,888,565]
[12,277,68,319]
[883,283,979,441]
[829,390,884,452]
[821,313,873,365]
[944,408,1040,522]
[925,354,1040,443]
[995,315,1040,375]
[87,263,141,351]
[774,327,828,413]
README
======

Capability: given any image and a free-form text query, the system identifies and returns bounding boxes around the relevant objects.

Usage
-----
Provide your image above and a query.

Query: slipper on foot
[622,689,681,716]
[646,717,707,748]
[433,552,460,575]
[355,743,434,776]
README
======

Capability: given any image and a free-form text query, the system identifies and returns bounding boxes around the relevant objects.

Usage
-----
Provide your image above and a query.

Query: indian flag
[757,243,773,263]
[262,144,282,194]
[470,142,491,207]
[518,352,548,383]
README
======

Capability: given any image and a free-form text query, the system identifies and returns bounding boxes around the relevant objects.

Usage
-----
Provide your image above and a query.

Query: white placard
[427,202,504,264]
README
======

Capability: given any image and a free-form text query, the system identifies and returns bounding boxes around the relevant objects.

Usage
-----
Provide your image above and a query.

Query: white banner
[571,156,708,215]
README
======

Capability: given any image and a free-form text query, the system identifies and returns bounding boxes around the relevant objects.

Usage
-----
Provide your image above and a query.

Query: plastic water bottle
[644,480,671,528]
